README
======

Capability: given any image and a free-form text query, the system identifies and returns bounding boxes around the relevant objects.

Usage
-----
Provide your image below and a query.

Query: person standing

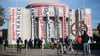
[54,38,57,49]
[34,37,37,48]
[76,36,82,49]
[3,39,8,51]
[16,37,23,54]
[64,36,69,48]
[81,31,89,56]
[38,38,42,49]
[28,38,33,49]
[24,39,28,48]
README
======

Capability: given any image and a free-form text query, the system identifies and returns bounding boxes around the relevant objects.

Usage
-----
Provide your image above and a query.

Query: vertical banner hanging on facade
[31,8,35,39]
[11,8,16,44]
[10,8,22,44]
[16,8,21,38]
[54,6,59,40]
[85,9,92,36]
[45,7,50,42]
[38,7,45,40]
[62,7,66,43]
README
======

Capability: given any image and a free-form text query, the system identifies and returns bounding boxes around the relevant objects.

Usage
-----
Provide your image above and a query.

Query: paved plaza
[0,48,100,56]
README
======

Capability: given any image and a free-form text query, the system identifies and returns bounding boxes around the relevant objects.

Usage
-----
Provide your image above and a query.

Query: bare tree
[0,6,4,26]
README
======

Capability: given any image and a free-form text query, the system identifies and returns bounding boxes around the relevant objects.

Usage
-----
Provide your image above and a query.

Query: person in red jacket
[76,36,82,51]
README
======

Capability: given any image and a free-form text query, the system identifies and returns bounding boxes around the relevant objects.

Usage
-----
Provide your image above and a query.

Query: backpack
[76,37,82,43]
[17,39,22,45]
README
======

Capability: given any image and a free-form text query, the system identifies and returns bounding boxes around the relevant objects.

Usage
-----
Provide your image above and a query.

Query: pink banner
[85,13,91,36]
[38,7,45,39]
[62,7,67,43]
[11,9,16,40]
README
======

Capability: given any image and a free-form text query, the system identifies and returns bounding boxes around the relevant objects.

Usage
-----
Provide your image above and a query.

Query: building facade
[8,0,92,44]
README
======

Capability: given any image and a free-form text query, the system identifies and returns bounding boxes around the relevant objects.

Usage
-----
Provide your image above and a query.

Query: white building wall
[8,8,31,44]
[21,9,31,41]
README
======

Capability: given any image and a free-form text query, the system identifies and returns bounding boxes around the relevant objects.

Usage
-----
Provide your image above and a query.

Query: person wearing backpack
[76,36,82,49]
[16,37,23,53]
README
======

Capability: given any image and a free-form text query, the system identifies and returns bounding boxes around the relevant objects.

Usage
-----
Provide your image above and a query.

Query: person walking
[16,37,23,54]
[81,31,89,56]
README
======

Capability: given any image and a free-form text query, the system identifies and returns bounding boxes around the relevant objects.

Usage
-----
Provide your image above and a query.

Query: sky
[0,0,100,29]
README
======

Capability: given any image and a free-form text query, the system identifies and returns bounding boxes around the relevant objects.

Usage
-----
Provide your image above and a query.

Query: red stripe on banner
[12,9,15,23]
[12,24,15,40]
[38,7,45,39]
[63,7,67,44]
[11,9,15,40]
[86,13,91,36]
[86,14,90,25]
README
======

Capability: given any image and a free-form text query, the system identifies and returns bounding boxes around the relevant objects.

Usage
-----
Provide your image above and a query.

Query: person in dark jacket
[24,39,28,48]
[34,37,37,48]
[16,37,23,53]
[3,39,8,51]
[81,31,89,56]
[64,36,69,48]
[37,38,42,48]
[28,38,33,49]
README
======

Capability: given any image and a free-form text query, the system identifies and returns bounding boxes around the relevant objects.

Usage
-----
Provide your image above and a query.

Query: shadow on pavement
[0,54,18,56]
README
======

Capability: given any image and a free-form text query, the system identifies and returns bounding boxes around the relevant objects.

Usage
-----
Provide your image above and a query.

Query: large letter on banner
[45,7,50,42]
[54,6,59,40]
[16,8,21,39]
[62,7,67,43]
[38,7,45,40]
